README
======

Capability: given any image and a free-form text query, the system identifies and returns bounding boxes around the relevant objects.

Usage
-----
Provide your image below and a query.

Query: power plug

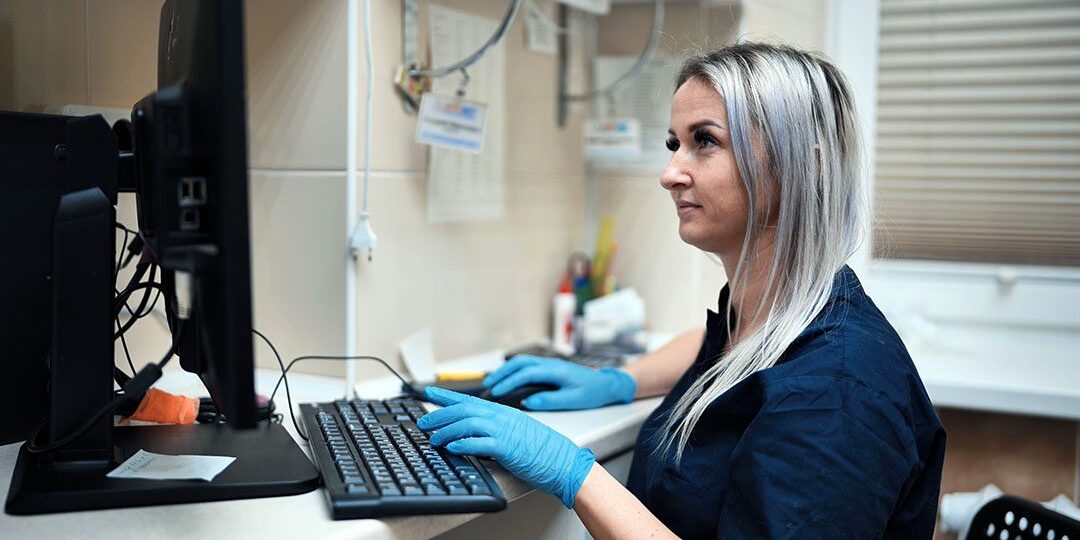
[349,212,378,261]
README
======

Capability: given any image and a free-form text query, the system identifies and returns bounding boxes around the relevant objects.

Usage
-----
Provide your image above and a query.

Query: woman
[418,43,946,539]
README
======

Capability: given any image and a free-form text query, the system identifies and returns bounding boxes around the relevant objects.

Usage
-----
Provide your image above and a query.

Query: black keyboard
[300,398,506,519]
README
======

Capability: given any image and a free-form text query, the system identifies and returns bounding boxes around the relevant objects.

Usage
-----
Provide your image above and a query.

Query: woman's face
[660,78,749,257]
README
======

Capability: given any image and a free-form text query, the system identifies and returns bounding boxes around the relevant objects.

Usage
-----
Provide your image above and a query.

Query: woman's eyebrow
[689,120,728,132]
[668,120,729,136]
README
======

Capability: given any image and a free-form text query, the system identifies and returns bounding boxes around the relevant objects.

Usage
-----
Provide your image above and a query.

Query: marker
[435,371,487,382]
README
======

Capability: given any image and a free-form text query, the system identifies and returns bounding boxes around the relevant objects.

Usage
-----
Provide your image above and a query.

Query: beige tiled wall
[87,0,160,108]
[246,0,346,171]
[0,0,88,111]
[740,0,829,52]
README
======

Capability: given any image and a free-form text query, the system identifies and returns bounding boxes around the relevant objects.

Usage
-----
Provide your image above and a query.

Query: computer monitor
[132,0,256,428]
[5,0,319,515]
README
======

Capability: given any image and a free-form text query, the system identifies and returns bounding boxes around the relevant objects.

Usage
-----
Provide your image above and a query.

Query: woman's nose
[660,159,690,191]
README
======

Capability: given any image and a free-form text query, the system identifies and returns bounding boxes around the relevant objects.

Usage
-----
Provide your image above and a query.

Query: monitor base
[5,422,319,515]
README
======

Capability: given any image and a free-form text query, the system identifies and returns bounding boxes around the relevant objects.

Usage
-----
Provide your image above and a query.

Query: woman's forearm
[622,328,704,398]
[574,463,679,540]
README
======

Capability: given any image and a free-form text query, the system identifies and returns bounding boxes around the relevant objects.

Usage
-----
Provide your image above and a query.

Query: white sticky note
[524,7,557,55]
[415,94,488,154]
[107,449,236,482]
[399,328,437,381]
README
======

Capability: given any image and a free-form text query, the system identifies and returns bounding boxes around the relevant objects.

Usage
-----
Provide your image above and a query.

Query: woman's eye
[665,137,679,152]
[694,130,717,149]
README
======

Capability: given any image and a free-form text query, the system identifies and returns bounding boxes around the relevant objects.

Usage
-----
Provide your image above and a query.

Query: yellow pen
[435,370,487,382]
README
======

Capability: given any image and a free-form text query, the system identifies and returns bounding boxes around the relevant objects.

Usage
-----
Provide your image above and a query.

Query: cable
[253,329,418,443]
[24,321,186,454]
[116,314,137,377]
[113,280,165,340]
[114,262,151,315]
[119,263,157,319]
[251,329,290,424]
[563,0,666,102]
[407,0,523,79]
[114,223,130,282]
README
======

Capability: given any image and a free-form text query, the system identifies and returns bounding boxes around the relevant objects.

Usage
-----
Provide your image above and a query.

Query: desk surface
[0,350,662,540]
[911,345,1080,421]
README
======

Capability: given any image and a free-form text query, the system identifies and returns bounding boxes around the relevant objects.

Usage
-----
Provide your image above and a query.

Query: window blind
[873,0,1080,266]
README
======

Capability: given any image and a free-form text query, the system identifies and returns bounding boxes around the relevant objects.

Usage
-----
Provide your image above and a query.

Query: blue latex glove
[483,355,637,411]
[418,386,596,508]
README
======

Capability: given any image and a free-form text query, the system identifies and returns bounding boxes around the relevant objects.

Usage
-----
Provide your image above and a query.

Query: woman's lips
[676,200,702,216]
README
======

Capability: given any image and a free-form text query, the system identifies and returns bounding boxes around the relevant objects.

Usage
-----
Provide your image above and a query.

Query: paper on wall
[524,4,558,55]
[426,5,506,223]
[585,118,642,160]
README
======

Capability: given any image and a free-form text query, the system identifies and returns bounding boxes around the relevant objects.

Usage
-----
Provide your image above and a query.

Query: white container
[552,292,577,355]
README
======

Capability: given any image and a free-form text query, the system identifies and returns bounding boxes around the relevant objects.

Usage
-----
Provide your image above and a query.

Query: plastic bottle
[552,275,576,355]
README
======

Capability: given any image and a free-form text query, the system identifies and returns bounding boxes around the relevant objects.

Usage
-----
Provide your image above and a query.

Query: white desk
[910,345,1080,421]
[0,352,663,540]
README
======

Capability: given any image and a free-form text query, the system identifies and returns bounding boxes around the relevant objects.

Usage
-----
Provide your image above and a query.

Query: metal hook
[456,68,471,98]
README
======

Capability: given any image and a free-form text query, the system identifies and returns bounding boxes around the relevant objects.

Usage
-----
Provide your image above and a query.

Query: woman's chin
[678,224,731,254]
[678,226,710,251]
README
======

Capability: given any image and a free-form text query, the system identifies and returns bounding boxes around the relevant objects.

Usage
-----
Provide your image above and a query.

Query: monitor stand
[6,422,320,514]
[4,188,319,515]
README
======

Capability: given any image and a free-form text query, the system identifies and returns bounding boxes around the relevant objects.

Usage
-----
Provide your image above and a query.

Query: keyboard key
[424,484,447,496]
[468,483,492,496]
[445,454,471,468]
[346,484,371,496]
[447,485,469,496]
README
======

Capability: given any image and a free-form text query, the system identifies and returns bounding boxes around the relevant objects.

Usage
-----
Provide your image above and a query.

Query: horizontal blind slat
[880,27,1080,51]
[882,0,1077,15]
[878,120,1080,136]
[879,47,1080,70]
[879,86,1080,104]
[877,151,1080,167]
[878,65,1080,86]
[878,103,1080,121]
[877,136,1080,152]
[882,6,1080,34]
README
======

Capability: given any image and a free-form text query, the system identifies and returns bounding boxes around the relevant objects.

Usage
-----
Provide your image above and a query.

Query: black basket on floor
[968,495,1080,540]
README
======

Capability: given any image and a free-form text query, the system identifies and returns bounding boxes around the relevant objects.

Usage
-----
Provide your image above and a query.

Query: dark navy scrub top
[626,266,946,539]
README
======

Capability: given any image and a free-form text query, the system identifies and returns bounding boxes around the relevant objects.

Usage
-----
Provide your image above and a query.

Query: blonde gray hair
[657,43,868,463]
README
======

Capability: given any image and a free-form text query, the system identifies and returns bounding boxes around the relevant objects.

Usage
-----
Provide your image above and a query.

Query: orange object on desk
[129,388,199,425]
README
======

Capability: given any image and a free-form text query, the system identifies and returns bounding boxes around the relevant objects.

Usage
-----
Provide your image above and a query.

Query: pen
[435,371,487,382]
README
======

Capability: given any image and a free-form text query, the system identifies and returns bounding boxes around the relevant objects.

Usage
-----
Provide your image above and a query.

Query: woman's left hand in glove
[417,386,596,509]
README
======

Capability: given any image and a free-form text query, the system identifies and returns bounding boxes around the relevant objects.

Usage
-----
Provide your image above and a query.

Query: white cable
[359,0,376,260]
[345,0,360,398]
[349,0,377,262]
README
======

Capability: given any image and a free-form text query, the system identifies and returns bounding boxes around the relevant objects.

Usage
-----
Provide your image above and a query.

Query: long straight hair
[656,43,868,463]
